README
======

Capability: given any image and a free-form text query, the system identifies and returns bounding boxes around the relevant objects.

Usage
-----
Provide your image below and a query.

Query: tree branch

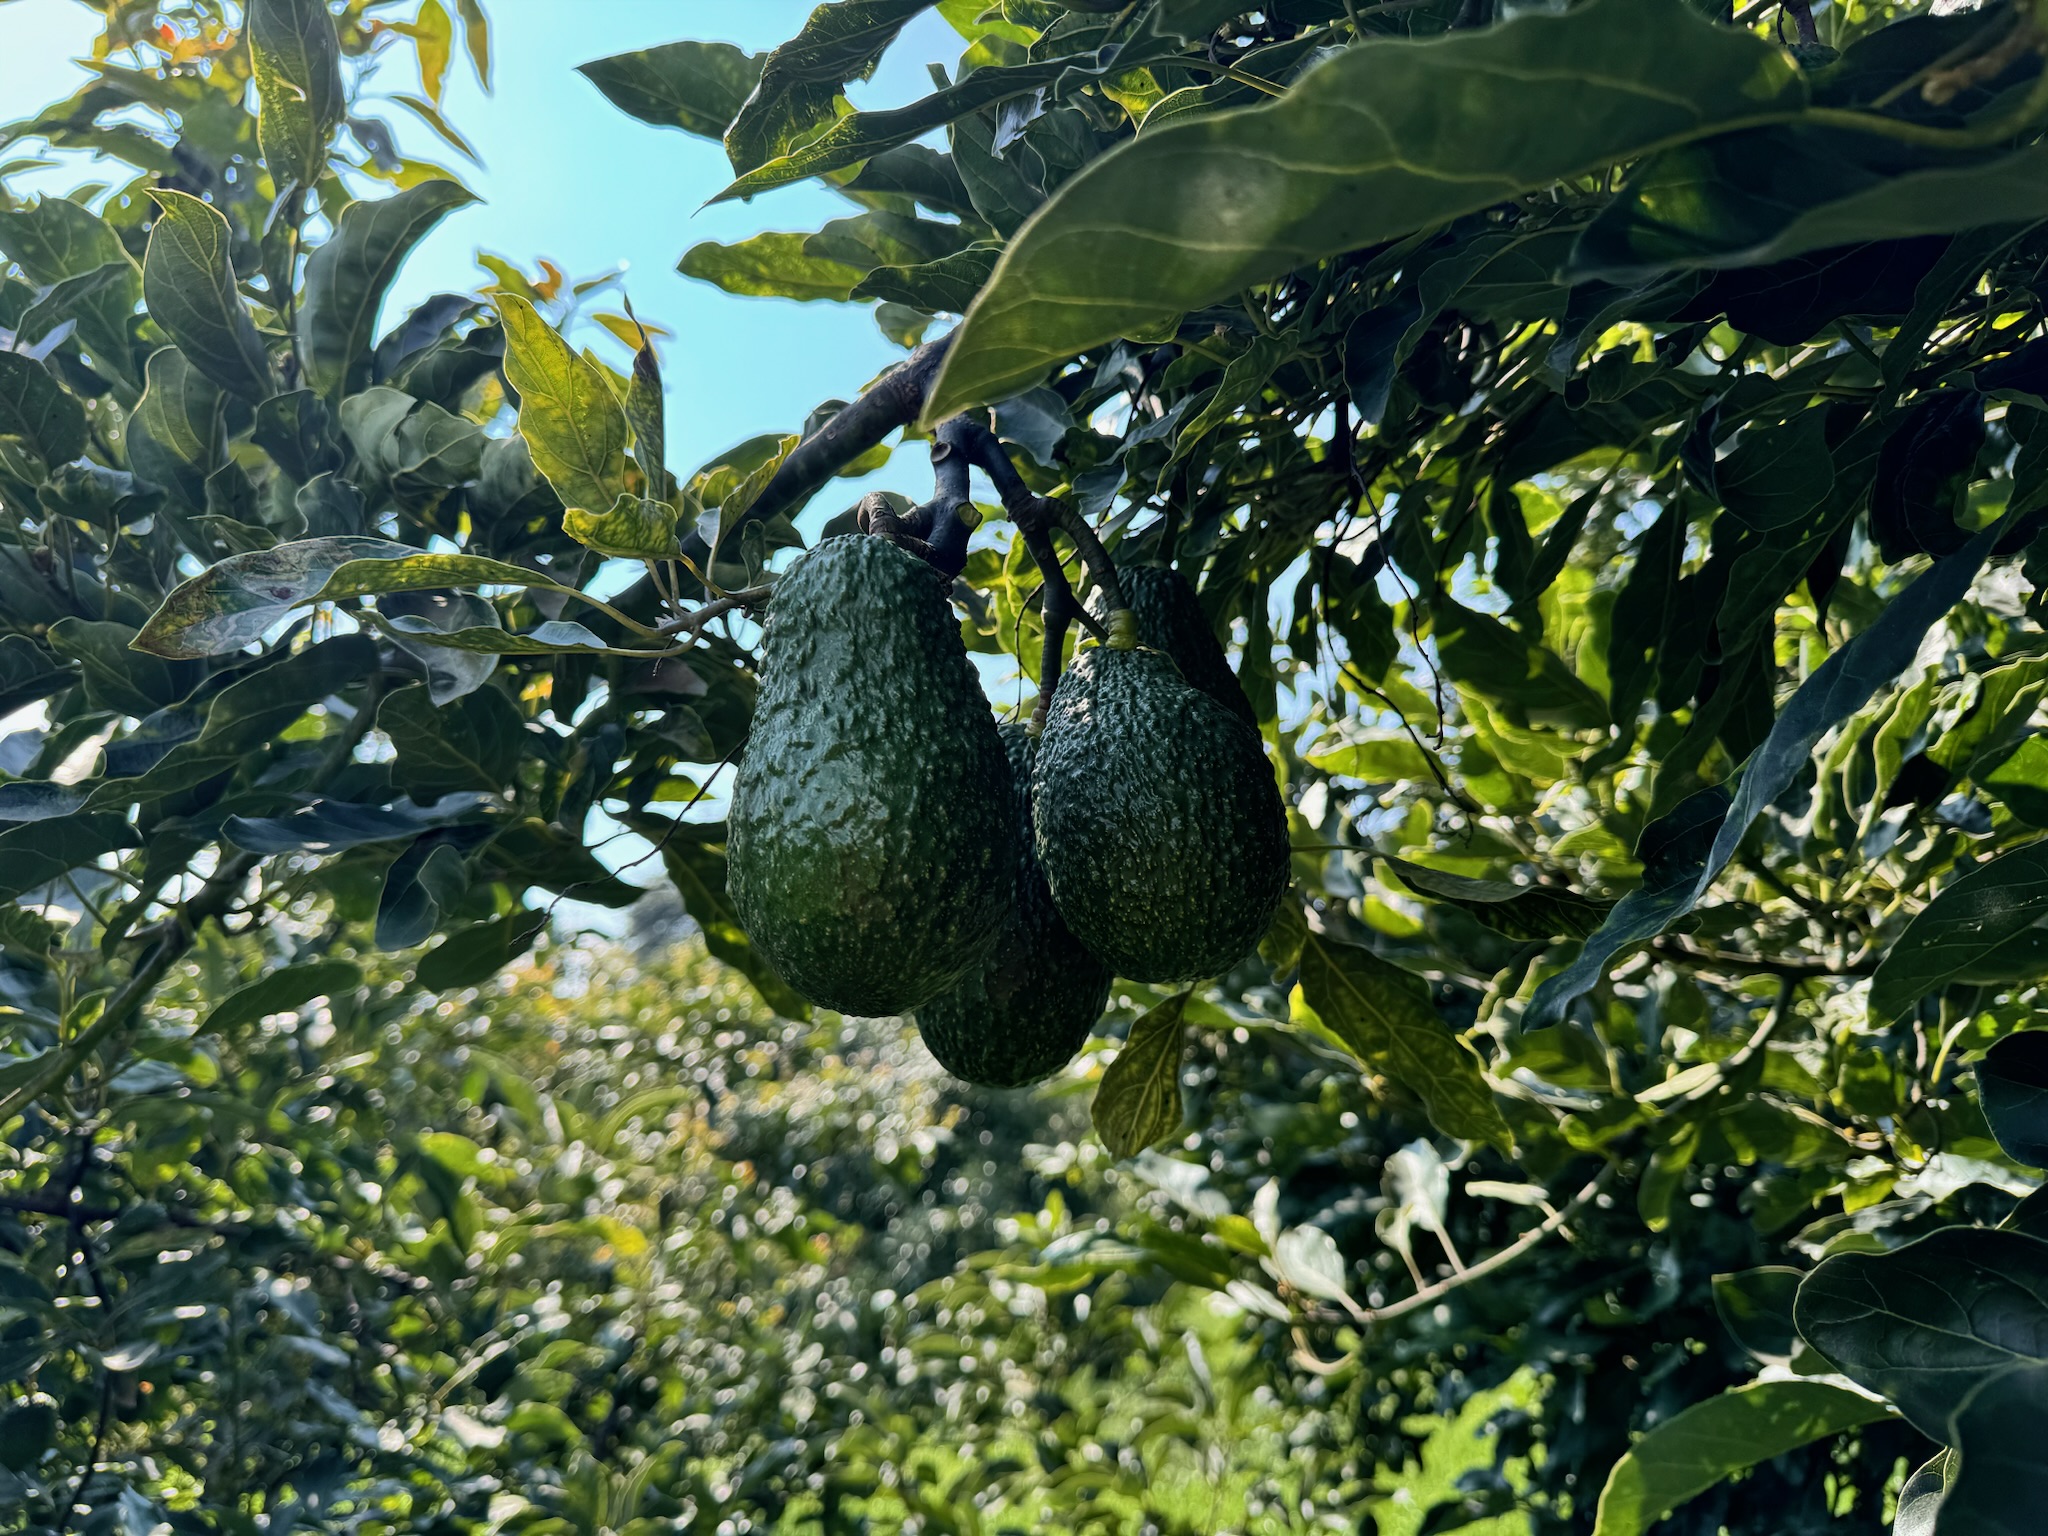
[736,333,955,537]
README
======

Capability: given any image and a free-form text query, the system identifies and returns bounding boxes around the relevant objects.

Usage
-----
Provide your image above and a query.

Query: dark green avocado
[1088,565,1256,726]
[915,724,1114,1087]
[1032,645,1288,983]
[728,534,1013,1016]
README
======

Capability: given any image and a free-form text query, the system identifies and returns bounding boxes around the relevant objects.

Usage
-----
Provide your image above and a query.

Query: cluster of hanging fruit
[726,533,1290,1087]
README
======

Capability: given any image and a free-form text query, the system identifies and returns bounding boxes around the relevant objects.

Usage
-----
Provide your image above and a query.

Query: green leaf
[376,590,493,705]
[842,143,979,221]
[1589,1381,1890,1536]
[1094,992,1188,1160]
[1382,856,1612,943]
[378,683,522,797]
[1714,1266,1805,1367]
[723,0,931,175]
[1575,133,2048,282]
[366,611,621,655]
[0,195,124,285]
[199,959,361,1037]
[0,904,59,961]
[678,232,867,302]
[46,618,179,717]
[249,0,344,188]
[85,636,378,809]
[416,907,546,991]
[312,551,585,604]
[455,0,490,88]
[1869,842,2048,1024]
[712,51,1107,205]
[1939,1363,2048,1536]
[1794,1226,2048,1440]
[1174,335,1288,457]
[1297,933,1511,1150]
[251,388,340,484]
[564,494,681,560]
[0,635,71,716]
[128,348,223,510]
[851,241,1000,313]
[624,332,667,497]
[1714,411,1835,534]
[1977,1031,2048,1171]
[225,794,486,854]
[576,39,764,140]
[0,814,141,903]
[805,210,975,273]
[498,293,631,516]
[618,811,810,1018]
[299,179,478,398]
[377,834,471,950]
[19,260,142,391]
[141,190,273,403]
[924,0,1801,418]
[391,91,480,163]
[949,102,1044,238]
[0,351,86,469]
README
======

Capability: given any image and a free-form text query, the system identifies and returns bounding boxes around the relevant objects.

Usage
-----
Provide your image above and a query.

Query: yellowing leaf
[564,494,681,560]
[498,293,631,518]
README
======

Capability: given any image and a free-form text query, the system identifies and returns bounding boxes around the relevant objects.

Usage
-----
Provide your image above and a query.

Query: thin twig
[1319,1165,1612,1330]
[1651,936,1873,979]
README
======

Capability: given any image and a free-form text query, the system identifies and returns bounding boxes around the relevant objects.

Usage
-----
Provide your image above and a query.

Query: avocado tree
[7,0,2048,1531]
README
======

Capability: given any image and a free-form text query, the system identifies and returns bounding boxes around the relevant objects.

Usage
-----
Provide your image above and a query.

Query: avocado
[728,534,1013,1016]
[915,724,1113,1087]
[1032,645,1288,983]
[1089,565,1255,725]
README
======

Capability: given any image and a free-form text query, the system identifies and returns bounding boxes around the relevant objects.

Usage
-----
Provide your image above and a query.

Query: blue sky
[0,0,966,513]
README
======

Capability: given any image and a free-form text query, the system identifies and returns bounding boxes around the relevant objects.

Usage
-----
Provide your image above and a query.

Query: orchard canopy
[5,0,2048,1533]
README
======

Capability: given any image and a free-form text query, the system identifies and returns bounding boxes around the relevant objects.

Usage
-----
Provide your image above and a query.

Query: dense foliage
[9,0,2048,1532]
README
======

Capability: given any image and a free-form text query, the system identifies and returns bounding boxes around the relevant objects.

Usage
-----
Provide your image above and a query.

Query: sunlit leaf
[1590,1382,1890,1536]
[498,293,631,516]
[1298,933,1510,1150]
[679,232,866,302]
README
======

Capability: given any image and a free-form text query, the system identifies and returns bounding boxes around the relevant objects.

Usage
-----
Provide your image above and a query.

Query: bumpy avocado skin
[1032,646,1288,983]
[915,724,1114,1087]
[728,535,1013,1016]
[1089,565,1256,726]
